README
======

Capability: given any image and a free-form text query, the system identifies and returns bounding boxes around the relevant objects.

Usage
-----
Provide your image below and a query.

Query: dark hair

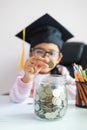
[51,66,61,75]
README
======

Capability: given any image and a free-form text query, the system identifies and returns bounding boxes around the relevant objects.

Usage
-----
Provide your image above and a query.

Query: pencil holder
[76,81,87,108]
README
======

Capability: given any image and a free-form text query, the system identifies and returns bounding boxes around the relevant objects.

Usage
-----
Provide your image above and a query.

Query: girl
[10,14,76,102]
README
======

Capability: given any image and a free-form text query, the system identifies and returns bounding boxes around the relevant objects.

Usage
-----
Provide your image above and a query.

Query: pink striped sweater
[9,65,76,103]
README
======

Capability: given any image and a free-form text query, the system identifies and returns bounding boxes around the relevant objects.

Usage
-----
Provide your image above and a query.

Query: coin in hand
[48,60,54,68]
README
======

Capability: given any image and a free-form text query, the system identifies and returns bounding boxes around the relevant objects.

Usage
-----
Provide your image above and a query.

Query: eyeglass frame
[30,48,61,58]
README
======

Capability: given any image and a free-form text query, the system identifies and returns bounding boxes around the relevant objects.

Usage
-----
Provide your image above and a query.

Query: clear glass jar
[33,74,68,120]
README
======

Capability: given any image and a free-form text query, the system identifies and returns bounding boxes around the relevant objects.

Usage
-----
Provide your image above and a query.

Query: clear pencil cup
[33,74,68,120]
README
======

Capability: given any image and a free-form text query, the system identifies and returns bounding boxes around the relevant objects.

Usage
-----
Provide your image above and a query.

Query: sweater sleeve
[57,65,76,100]
[9,71,33,103]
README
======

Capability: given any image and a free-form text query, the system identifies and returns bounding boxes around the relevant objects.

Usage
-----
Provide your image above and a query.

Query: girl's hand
[22,56,49,83]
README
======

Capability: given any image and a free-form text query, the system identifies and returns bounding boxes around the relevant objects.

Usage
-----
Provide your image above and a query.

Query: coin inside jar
[48,60,54,68]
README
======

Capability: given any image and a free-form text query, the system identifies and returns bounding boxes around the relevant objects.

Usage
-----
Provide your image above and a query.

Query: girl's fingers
[24,64,35,74]
[24,63,42,75]
[26,57,49,68]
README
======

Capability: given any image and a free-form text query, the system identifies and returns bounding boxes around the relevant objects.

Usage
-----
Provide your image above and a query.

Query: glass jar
[33,74,68,120]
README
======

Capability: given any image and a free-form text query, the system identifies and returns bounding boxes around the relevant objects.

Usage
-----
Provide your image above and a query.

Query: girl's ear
[57,53,63,64]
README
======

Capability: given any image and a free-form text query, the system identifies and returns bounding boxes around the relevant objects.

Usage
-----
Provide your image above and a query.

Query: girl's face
[30,42,63,74]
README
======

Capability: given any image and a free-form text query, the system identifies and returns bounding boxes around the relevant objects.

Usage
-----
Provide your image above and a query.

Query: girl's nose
[43,52,50,58]
[43,54,50,63]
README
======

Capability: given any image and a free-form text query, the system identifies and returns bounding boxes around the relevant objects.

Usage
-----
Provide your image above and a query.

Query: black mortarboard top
[16,13,73,50]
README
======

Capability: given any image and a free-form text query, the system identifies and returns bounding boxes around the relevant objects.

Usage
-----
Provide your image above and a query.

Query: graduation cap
[16,13,73,69]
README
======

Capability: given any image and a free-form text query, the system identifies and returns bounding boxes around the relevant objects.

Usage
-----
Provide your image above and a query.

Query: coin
[53,89,60,97]
[48,60,54,68]
[56,98,62,106]
[45,86,52,95]
[40,92,46,99]
[59,107,67,117]
[35,94,40,101]
[35,104,40,111]
[45,112,56,119]
[60,92,66,100]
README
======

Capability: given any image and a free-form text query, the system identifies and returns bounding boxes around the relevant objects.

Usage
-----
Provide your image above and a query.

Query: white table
[0,95,87,130]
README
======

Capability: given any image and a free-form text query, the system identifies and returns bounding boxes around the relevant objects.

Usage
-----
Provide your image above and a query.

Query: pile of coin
[34,83,68,120]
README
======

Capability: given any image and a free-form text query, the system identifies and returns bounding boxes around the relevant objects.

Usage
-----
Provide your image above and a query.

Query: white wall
[0,0,87,94]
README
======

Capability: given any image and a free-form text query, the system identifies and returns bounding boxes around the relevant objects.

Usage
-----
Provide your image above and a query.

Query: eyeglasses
[31,48,60,58]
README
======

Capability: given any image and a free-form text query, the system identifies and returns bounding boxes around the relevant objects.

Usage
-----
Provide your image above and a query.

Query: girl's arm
[9,71,34,103]
[57,65,76,100]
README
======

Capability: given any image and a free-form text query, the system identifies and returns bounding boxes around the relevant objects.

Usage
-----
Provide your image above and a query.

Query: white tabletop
[0,95,87,130]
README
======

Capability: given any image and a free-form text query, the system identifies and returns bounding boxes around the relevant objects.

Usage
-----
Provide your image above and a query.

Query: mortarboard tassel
[18,28,25,70]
